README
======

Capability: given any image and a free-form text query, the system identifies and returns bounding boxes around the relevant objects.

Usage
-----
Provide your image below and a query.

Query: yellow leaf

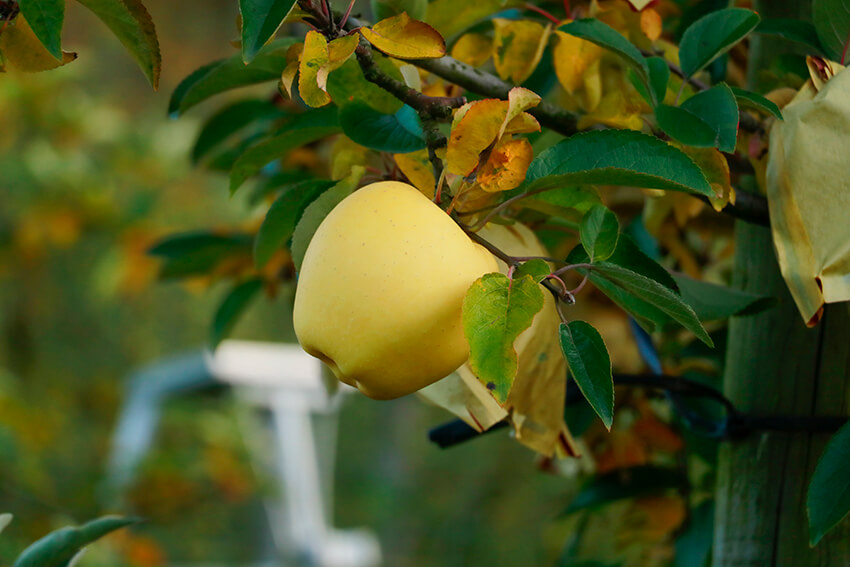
[552,30,604,94]
[322,33,359,87]
[0,15,77,72]
[478,138,533,192]
[279,42,303,98]
[500,86,541,136]
[450,33,493,67]
[677,145,734,211]
[502,112,541,135]
[640,8,662,42]
[360,12,446,60]
[446,99,508,176]
[330,136,371,180]
[580,58,603,112]
[576,89,645,131]
[626,0,654,9]
[299,31,332,107]
[394,150,436,197]
[426,0,521,39]
[492,19,551,84]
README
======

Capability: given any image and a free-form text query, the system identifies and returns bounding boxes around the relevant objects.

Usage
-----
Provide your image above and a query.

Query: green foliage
[339,103,426,153]
[515,258,551,282]
[564,466,687,515]
[149,232,253,280]
[729,87,783,120]
[463,273,544,404]
[211,278,264,347]
[812,0,850,61]
[678,8,760,78]
[372,0,428,21]
[192,99,284,164]
[18,0,64,59]
[580,205,619,263]
[755,19,826,54]
[808,420,850,545]
[239,0,297,63]
[526,130,714,198]
[559,321,613,429]
[13,516,139,567]
[630,56,670,107]
[672,274,775,321]
[656,84,739,152]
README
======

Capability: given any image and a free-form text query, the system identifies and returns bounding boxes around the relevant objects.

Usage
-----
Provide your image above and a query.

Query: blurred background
[0,0,748,565]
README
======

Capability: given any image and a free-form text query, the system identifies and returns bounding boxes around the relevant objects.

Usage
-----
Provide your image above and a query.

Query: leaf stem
[339,0,356,29]
[524,2,561,25]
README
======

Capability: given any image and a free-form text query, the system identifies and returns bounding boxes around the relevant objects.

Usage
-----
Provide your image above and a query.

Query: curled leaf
[0,14,76,72]
[492,18,551,84]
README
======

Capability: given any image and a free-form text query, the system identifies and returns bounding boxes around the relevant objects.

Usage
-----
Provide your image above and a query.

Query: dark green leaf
[679,8,760,77]
[192,99,284,163]
[148,232,252,280]
[656,84,739,152]
[559,19,652,103]
[339,103,426,153]
[248,174,328,206]
[254,182,331,269]
[673,274,775,321]
[812,0,850,61]
[229,106,341,194]
[756,19,826,54]
[580,204,619,262]
[675,501,714,567]
[290,167,365,272]
[631,56,670,107]
[19,0,64,59]
[210,279,263,347]
[148,232,250,259]
[515,258,551,283]
[462,273,545,404]
[808,420,850,545]
[729,87,783,120]
[525,130,713,198]
[520,186,601,219]
[74,0,161,89]
[590,262,713,346]
[239,0,296,63]
[13,516,139,567]
[564,466,686,515]
[559,321,614,429]
[169,38,297,115]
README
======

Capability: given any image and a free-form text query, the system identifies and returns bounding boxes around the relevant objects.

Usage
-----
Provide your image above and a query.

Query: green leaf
[327,58,404,114]
[13,516,139,567]
[672,274,775,321]
[812,0,850,61]
[253,181,332,269]
[247,172,325,206]
[515,258,551,282]
[169,38,297,115]
[148,232,252,280]
[559,19,652,103]
[590,262,713,346]
[525,130,714,198]
[0,513,12,535]
[559,321,614,429]
[564,466,686,514]
[520,185,601,220]
[462,273,545,404]
[211,278,263,347]
[372,0,427,21]
[339,103,426,153]
[18,0,64,59]
[808,420,850,545]
[729,87,783,120]
[290,166,366,272]
[675,501,714,567]
[580,204,619,263]
[656,84,739,152]
[755,19,826,55]
[239,0,297,63]
[679,8,760,78]
[74,0,161,89]
[229,106,340,194]
[192,99,284,163]
[631,56,670,107]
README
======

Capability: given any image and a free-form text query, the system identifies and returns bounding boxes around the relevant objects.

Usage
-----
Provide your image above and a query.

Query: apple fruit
[293,180,499,399]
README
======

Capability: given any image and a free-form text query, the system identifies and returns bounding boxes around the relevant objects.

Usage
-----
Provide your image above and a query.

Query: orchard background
[1,0,849,566]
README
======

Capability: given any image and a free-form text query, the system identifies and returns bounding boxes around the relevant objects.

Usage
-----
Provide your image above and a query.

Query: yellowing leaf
[450,32,493,67]
[552,30,604,94]
[581,58,603,111]
[478,138,533,192]
[640,8,662,41]
[503,112,541,135]
[678,145,734,211]
[447,99,508,176]
[299,31,331,107]
[425,0,521,39]
[322,33,359,87]
[279,42,303,98]
[394,150,436,197]
[500,86,541,136]
[360,12,446,59]
[576,89,645,131]
[0,14,76,72]
[492,18,550,84]
[330,136,371,180]
[626,0,654,9]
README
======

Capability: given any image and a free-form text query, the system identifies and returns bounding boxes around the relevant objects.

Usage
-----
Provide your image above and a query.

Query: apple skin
[293,181,499,400]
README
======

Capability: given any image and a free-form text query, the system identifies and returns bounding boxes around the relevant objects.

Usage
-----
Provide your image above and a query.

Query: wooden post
[712,1,850,564]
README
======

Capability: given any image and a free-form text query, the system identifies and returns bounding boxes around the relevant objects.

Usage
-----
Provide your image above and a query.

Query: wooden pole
[712,1,850,564]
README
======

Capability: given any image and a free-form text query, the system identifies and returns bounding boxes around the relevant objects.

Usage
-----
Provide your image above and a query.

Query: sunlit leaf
[299,30,332,107]
[463,272,544,404]
[360,12,446,59]
[18,0,64,59]
[678,8,760,78]
[525,130,714,197]
[580,204,619,262]
[656,84,739,152]
[492,18,550,84]
[808,420,850,545]
[74,0,161,88]
[211,278,263,347]
[239,0,297,63]
[559,320,614,429]
[13,516,139,567]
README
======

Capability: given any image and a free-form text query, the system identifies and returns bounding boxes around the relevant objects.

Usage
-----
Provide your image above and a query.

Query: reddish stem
[842,31,850,66]
[340,0,356,29]
[524,2,561,25]
[563,0,571,18]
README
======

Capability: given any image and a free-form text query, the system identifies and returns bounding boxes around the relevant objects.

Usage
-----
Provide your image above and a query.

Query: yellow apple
[293,181,498,399]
